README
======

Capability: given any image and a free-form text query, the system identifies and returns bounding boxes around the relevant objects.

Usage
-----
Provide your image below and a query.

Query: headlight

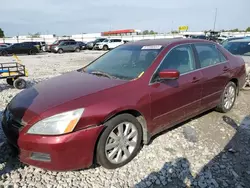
[54,46,59,50]
[27,108,84,135]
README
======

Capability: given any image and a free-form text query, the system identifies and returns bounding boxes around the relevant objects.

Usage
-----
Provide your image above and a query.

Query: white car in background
[94,38,127,50]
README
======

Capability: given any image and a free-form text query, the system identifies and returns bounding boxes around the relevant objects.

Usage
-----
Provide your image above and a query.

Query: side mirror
[158,69,180,80]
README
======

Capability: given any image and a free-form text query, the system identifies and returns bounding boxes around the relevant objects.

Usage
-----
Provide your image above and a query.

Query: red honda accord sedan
[2,39,246,171]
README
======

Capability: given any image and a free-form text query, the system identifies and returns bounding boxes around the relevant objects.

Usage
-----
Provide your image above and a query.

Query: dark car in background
[223,38,250,90]
[86,38,107,50]
[22,41,46,51]
[220,36,250,46]
[191,35,207,40]
[51,41,81,53]
[0,42,39,56]
[0,44,8,49]
[46,39,75,52]
[2,39,246,171]
[76,41,87,50]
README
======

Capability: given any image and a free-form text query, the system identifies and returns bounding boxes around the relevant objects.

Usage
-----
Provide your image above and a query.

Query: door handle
[223,66,229,71]
[191,77,200,83]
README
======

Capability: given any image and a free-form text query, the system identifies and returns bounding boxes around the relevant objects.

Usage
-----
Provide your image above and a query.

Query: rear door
[22,43,32,53]
[108,39,116,48]
[193,43,231,108]
[114,39,123,47]
[11,43,22,54]
[150,44,203,132]
[70,41,77,51]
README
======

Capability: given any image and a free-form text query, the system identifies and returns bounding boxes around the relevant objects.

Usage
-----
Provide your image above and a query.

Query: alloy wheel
[105,122,138,164]
[223,85,236,109]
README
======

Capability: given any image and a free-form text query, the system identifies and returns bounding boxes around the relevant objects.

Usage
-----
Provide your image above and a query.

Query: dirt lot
[0,51,250,188]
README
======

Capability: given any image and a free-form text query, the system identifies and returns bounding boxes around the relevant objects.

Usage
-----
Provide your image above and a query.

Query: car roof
[228,38,250,43]
[124,38,212,47]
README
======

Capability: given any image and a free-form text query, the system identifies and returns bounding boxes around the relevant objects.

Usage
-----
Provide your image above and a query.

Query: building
[101,29,142,36]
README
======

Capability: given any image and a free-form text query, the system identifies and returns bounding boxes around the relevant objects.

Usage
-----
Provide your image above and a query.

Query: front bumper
[2,119,104,171]
[50,48,58,53]
[93,45,102,50]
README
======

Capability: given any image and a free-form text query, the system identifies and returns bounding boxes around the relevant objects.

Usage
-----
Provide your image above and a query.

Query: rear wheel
[13,78,27,89]
[96,114,142,169]
[216,81,237,113]
[6,78,14,86]
[1,51,8,56]
[75,48,80,52]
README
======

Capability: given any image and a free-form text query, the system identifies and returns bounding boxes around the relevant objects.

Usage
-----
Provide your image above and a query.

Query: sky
[0,0,249,36]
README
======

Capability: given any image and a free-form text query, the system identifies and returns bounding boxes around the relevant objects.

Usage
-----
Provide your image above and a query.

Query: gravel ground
[0,51,250,188]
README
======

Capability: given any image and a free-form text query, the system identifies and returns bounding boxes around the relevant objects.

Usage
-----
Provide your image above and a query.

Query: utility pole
[213,8,217,31]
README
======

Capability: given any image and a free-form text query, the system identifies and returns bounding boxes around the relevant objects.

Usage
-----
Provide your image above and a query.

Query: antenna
[213,8,217,31]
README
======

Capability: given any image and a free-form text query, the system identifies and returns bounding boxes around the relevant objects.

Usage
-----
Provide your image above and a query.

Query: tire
[28,50,34,55]
[96,113,143,169]
[13,78,26,89]
[58,49,63,54]
[215,81,237,113]
[29,49,37,55]
[6,78,14,86]
[1,51,8,56]
[75,48,80,52]
[103,45,108,51]
[242,73,250,90]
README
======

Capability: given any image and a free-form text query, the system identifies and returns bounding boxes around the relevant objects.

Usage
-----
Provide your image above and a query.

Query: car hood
[8,70,127,123]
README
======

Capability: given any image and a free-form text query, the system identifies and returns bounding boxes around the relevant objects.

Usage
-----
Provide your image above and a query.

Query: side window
[158,44,196,74]
[194,44,223,68]
[217,49,227,62]
[114,39,122,42]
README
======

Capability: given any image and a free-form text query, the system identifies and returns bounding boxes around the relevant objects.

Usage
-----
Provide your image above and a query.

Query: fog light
[30,152,51,162]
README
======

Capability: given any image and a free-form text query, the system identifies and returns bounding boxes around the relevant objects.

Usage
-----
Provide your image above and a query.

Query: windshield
[95,38,106,43]
[224,42,250,56]
[52,40,59,44]
[83,45,163,80]
[102,39,109,43]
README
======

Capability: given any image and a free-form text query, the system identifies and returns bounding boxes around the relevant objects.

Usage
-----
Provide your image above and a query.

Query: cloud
[0,0,249,36]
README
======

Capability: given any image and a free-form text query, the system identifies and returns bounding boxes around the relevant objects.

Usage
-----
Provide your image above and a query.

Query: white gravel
[0,51,250,188]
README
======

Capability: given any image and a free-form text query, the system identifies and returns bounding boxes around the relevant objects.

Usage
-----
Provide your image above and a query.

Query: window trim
[149,43,197,84]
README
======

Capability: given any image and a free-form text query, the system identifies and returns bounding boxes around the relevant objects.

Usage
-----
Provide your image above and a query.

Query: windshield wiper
[90,71,115,79]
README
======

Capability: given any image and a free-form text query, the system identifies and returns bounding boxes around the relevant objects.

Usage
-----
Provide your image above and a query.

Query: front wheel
[216,81,237,113]
[28,49,36,55]
[96,114,142,169]
[1,51,8,56]
[75,48,80,52]
[103,45,108,51]
[58,49,63,54]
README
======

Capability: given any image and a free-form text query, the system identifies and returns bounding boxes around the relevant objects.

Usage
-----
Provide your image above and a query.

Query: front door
[193,43,231,108]
[63,42,71,52]
[149,44,203,133]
